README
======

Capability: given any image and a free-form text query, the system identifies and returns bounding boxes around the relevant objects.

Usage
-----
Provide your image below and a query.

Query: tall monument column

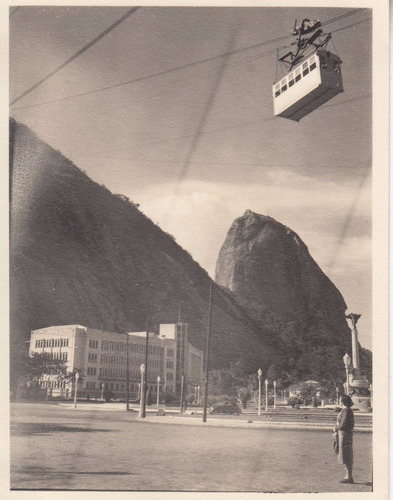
[345,313,371,411]
[346,313,361,373]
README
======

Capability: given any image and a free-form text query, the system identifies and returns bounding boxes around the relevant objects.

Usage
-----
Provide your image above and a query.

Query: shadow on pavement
[14,470,134,476]
[11,423,114,436]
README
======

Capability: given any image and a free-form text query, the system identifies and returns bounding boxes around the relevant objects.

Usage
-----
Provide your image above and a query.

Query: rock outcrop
[216,210,356,381]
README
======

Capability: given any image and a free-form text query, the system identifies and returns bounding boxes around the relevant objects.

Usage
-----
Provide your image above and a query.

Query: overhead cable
[10,8,369,111]
[10,7,140,106]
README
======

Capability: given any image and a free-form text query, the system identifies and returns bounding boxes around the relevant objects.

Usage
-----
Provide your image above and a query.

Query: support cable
[10,7,140,106]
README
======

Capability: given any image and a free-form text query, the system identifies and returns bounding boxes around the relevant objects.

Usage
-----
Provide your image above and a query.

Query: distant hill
[215,210,371,385]
[9,119,282,386]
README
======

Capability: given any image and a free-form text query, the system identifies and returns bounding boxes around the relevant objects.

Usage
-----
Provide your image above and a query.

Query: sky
[9,4,373,349]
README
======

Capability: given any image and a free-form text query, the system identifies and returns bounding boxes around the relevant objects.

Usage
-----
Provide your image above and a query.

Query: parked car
[209,401,241,415]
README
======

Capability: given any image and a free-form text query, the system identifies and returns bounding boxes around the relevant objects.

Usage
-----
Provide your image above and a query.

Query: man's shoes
[339,478,354,484]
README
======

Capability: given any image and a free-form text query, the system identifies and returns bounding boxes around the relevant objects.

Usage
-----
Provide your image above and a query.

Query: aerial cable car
[272,19,343,121]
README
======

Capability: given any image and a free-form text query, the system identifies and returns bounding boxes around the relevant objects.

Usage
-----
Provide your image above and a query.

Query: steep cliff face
[10,120,281,381]
[216,210,354,380]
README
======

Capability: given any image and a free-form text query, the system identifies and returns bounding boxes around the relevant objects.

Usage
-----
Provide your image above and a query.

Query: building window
[167,348,174,357]
[88,353,98,362]
[89,340,98,349]
[166,372,173,381]
[166,360,173,369]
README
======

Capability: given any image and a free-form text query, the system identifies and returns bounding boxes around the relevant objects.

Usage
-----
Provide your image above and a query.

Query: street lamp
[73,371,80,409]
[343,353,351,396]
[138,363,146,418]
[273,380,277,410]
[265,378,269,412]
[101,382,105,402]
[126,333,130,411]
[335,386,339,405]
[157,375,161,408]
[257,369,262,416]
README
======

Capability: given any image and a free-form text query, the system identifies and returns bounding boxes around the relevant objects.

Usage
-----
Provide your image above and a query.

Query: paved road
[10,403,372,492]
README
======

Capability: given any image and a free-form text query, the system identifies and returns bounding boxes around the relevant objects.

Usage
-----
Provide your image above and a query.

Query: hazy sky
[9,5,372,348]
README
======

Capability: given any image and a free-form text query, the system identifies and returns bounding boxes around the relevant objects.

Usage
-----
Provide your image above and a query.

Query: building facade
[29,323,204,400]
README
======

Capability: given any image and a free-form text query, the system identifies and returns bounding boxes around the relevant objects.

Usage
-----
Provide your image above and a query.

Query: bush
[287,396,303,408]
[209,401,242,415]
[162,392,180,406]
[207,395,237,406]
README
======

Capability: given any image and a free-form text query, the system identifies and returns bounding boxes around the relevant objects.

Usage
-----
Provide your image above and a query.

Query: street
[10,403,372,492]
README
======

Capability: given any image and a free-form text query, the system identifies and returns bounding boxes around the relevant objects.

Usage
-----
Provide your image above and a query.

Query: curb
[139,416,372,432]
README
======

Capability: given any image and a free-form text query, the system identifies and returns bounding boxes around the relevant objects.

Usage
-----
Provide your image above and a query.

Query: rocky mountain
[215,210,370,383]
[10,119,282,386]
[10,119,371,390]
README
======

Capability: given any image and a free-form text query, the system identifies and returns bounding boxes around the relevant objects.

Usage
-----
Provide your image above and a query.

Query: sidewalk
[58,402,372,432]
[141,414,372,432]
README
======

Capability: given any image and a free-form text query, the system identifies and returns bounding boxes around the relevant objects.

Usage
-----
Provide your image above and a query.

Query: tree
[60,368,85,385]
[15,352,67,385]
[12,352,68,400]
[266,364,292,390]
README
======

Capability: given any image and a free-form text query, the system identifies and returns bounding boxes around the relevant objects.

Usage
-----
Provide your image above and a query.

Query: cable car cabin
[272,49,343,121]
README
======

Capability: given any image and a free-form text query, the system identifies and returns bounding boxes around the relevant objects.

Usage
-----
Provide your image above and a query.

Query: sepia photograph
[6,1,389,497]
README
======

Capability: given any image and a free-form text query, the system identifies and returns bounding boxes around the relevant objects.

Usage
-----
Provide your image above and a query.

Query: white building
[29,323,204,400]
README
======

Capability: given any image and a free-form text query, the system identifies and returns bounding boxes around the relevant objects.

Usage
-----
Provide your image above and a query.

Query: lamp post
[157,375,161,408]
[257,369,262,416]
[180,373,185,414]
[343,353,351,395]
[101,382,105,402]
[126,333,130,411]
[202,283,213,423]
[273,380,277,409]
[138,363,146,418]
[197,386,200,404]
[265,378,268,411]
[73,371,80,409]
[335,386,339,405]
[142,319,150,419]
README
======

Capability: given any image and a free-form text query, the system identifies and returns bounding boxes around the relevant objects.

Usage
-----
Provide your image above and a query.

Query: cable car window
[289,79,294,87]
[282,84,287,92]
[302,62,308,69]
[310,62,317,71]
[275,89,281,97]
[303,68,309,76]
[295,74,301,82]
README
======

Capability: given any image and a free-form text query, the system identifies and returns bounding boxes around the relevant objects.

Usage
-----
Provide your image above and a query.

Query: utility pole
[142,316,150,418]
[202,283,213,423]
